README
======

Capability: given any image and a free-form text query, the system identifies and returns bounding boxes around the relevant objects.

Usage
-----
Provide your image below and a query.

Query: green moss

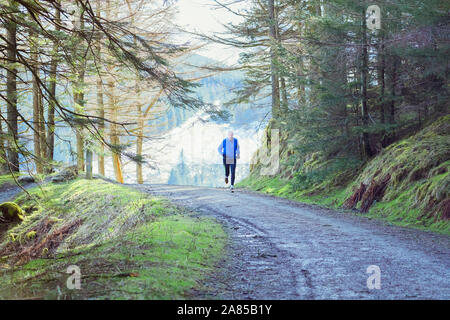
[92,215,227,299]
[238,175,347,209]
[0,178,227,299]
[343,116,449,229]
[0,202,24,222]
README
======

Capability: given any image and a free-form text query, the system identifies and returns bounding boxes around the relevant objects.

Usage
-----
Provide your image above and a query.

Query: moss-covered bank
[0,179,226,299]
[239,116,450,234]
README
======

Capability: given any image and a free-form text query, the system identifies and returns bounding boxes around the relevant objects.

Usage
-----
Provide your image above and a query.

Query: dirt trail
[132,184,450,300]
[0,176,55,203]
[0,182,36,203]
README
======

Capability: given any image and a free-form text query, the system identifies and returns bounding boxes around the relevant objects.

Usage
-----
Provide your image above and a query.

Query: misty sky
[175,0,245,65]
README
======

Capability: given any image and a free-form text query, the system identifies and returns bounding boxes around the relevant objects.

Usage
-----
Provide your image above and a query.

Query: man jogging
[218,131,240,192]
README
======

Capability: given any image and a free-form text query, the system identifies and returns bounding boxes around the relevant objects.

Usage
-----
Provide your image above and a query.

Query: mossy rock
[0,202,25,223]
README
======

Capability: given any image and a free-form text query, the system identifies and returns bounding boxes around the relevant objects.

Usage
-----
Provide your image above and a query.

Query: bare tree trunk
[5,0,19,172]
[361,11,372,159]
[97,77,105,176]
[135,89,163,184]
[128,0,144,184]
[389,57,398,125]
[275,3,287,114]
[0,105,8,174]
[136,121,144,184]
[384,55,398,145]
[74,5,86,172]
[73,91,85,172]
[378,34,387,147]
[106,0,123,184]
[32,60,42,174]
[31,22,46,174]
[108,79,123,184]
[46,0,61,172]
[378,47,385,124]
[268,0,280,119]
[280,76,288,112]
[39,88,46,162]
[96,0,105,176]
[295,21,305,109]
[339,60,349,138]
[296,61,304,108]
[111,133,123,184]
[86,149,93,179]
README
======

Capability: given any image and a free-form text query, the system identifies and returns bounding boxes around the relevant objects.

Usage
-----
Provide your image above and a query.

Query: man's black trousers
[223,156,237,185]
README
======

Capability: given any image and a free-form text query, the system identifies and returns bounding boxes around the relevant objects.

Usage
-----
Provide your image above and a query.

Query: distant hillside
[149,53,268,133]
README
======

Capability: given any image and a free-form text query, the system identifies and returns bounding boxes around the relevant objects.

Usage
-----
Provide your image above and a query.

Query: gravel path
[0,182,35,203]
[132,184,450,300]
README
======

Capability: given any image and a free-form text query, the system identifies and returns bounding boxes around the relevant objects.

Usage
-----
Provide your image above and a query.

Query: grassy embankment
[0,178,226,299]
[239,115,449,234]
